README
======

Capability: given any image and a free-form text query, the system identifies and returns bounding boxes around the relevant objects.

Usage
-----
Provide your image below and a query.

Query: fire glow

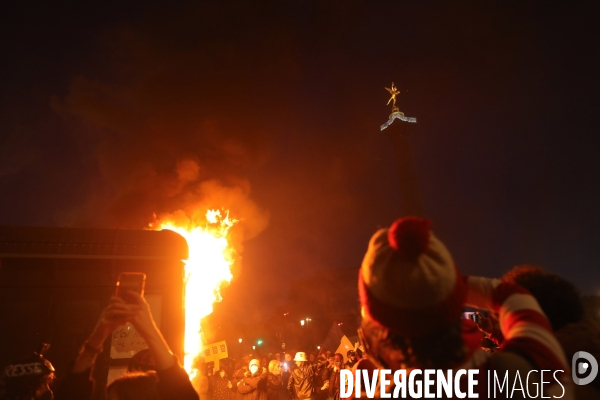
[157,210,237,376]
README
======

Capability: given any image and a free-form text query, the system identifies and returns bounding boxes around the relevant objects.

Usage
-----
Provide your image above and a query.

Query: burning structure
[154,209,237,376]
[0,208,238,391]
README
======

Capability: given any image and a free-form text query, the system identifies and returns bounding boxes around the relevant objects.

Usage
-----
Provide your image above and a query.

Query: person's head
[327,354,334,364]
[218,369,226,378]
[268,360,281,375]
[358,217,466,370]
[248,359,260,375]
[107,372,159,400]
[502,265,584,331]
[274,353,281,361]
[261,357,268,365]
[308,353,315,362]
[333,353,344,367]
[127,349,156,373]
[346,350,356,361]
[293,352,308,367]
[355,347,363,359]
[284,353,292,362]
[2,347,56,400]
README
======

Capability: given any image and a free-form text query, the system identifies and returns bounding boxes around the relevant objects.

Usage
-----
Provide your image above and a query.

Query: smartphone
[116,272,146,302]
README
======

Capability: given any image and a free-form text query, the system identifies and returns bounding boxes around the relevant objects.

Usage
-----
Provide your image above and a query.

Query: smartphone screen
[116,272,146,302]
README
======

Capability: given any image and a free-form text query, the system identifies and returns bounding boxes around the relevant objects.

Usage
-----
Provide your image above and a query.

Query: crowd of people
[2,216,600,399]
[192,348,361,400]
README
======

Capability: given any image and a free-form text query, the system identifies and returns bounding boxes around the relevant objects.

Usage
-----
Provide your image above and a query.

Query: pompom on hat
[358,217,466,337]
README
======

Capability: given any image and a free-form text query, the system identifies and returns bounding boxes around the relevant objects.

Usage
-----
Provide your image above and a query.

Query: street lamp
[252,345,256,350]
[239,338,242,343]
[300,320,305,326]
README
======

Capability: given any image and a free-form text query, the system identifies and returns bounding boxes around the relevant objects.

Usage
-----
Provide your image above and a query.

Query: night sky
[1,1,599,322]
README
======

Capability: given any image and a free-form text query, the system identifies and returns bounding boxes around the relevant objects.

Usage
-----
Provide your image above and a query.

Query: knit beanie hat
[358,217,466,337]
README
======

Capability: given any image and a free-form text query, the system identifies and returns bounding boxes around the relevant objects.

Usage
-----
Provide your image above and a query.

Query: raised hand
[121,291,175,370]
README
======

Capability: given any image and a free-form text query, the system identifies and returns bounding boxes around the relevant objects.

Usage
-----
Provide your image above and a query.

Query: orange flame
[158,209,237,375]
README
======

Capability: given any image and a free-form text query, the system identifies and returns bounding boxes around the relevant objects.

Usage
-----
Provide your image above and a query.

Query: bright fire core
[159,210,236,375]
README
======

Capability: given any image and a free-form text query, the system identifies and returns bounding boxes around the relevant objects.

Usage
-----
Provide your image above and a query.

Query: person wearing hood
[236,359,267,400]
[211,369,232,400]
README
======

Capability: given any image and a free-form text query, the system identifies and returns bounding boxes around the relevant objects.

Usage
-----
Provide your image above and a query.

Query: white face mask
[219,371,225,378]
[249,365,259,374]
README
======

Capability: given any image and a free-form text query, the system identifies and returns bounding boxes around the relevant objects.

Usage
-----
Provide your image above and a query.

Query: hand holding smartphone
[116,272,146,303]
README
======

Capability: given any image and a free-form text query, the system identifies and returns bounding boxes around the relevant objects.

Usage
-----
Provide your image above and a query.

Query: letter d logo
[572,351,598,385]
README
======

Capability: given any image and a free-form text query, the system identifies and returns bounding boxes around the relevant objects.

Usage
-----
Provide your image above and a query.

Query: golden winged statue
[385,82,400,107]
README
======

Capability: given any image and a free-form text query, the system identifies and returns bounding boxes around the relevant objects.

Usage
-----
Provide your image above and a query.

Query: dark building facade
[0,226,188,393]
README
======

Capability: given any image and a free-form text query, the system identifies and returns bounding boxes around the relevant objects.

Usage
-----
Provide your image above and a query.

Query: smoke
[152,177,270,252]
[48,3,308,242]
[45,1,369,318]
[0,125,41,178]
